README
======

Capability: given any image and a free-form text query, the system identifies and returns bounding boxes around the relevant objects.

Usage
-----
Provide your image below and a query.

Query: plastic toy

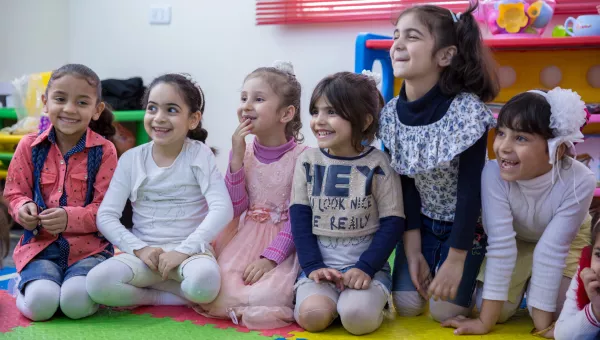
[483,0,555,36]
[497,2,529,33]
[527,1,553,28]
[552,25,571,37]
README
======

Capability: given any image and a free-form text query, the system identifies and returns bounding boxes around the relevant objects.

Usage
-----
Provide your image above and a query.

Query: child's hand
[158,250,190,280]
[134,246,164,271]
[243,258,276,285]
[343,268,371,290]
[407,253,431,298]
[441,315,491,335]
[309,268,344,290]
[428,255,464,301]
[580,267,600,319]
[39,208,67,235]
[230,119,253,173]
[18,202,39,230]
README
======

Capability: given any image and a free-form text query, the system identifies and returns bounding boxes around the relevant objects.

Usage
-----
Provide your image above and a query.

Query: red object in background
[256,0,600,25]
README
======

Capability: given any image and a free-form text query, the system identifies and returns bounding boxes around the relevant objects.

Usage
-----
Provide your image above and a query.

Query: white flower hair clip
[272,60,295,76]
[528,87,586,165]
[361,69,382,86]
[179,73,205,110]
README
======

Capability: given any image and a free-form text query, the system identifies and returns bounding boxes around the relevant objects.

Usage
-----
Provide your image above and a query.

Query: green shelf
[0,108,149,145]
[0,108,145,122]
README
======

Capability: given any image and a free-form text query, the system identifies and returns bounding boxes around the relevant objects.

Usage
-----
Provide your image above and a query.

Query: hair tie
[361,70,382,86]
[449,10,461,22]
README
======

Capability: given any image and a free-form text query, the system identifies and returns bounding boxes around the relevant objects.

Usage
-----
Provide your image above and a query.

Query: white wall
[0,0,70,82]
[67,0,393,171]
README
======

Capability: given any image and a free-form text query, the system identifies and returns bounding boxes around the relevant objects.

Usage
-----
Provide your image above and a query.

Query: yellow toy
[497,3,529,33]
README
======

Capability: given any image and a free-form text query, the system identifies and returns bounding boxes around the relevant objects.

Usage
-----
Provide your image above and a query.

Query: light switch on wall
[149,5,171,25]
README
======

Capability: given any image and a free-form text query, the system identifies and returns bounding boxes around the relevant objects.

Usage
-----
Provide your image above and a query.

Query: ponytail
[397,2,499,102]
[89,104,116,139]
[441,3,499,102]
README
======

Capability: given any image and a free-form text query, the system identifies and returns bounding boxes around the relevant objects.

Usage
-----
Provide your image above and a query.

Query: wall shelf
[365,36,600,51]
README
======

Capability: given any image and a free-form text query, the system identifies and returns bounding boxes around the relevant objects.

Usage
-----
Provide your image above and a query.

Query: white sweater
[555,267,600,340]
[481,159,596,312]
[97,139,233,255]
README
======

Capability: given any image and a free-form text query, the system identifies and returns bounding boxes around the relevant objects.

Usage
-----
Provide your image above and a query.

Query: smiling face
[309,96,357,157]
[493,126,553,181]
[144,82,200,147]
[42,74,103,141]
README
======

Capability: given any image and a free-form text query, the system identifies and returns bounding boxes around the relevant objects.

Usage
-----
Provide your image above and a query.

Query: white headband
[179,73,204,110]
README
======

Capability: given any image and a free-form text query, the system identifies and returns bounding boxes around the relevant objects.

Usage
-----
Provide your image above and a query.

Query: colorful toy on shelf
[0,71,51,136]
[552,25,571,37]
[482,0,555,36]
[497,2,529,33]
[564,15,600,37]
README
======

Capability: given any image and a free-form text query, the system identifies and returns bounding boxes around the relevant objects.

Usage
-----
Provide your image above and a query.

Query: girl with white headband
[86,73,233,308]
[443,87,596,337]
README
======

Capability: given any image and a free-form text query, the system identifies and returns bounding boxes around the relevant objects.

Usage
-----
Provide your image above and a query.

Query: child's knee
[295,295,337,332]
[428,299,471,322]
[392,291,425,316]
[86,260,129,302]
[181,258,221,304]
[18,280,60,321]
[60,276,98,319]
[337,301,383,335]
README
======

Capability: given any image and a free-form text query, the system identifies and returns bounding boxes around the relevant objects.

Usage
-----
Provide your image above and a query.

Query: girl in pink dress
[200,61,307,329]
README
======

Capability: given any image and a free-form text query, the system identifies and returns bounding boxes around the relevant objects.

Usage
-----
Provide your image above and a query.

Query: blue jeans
[18,241,111,293]
[392,215,486,307]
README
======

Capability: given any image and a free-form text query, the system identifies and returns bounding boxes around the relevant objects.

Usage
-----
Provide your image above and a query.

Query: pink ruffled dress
[200,139,306,329]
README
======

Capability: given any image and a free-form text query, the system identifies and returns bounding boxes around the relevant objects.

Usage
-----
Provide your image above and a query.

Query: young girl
[555,219,600,340]
[86,74,233,307]
[3,64,118,321]
[378,4,500,322]
[199,61,306,329]
[291,71,405,335]
[443,88,596,337]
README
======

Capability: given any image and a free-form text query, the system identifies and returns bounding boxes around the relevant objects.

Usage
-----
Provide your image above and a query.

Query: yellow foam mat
[288,310,536,339]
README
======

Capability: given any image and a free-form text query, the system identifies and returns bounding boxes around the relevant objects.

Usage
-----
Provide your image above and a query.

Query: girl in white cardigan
[443,88,595,337]
[86,74,233,307]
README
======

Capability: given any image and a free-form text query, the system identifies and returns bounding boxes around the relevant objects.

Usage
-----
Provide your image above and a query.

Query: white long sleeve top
[97,139,233,255]
[481,158,595,312]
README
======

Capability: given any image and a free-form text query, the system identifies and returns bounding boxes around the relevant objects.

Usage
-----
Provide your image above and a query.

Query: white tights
[86,254,221,307]
[17,276,98,321]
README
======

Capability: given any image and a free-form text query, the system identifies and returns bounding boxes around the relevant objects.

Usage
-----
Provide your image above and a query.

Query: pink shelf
[595,187,600,198]
[590,115,600,124]
[365,36,600,51]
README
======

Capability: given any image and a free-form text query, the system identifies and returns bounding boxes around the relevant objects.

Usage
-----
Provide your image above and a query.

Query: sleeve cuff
[585,304,600,328]
[121,241,150,256]
[261,248,287,265]
[226,166,245,184]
